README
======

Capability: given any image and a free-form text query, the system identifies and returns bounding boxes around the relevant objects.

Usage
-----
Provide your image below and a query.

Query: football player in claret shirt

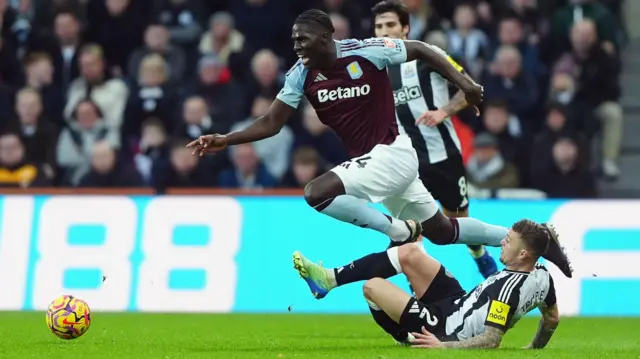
[188,10,571,280]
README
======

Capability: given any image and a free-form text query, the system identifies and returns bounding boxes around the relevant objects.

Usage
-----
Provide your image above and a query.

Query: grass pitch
[1,313,638,359]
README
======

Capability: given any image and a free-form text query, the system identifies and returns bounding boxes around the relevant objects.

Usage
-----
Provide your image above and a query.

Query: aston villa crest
[346,61,363,79]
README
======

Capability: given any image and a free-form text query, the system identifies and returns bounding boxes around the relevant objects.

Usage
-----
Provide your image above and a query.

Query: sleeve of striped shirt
[484,273,526,331]
[344,37,407,69]
[544,275,557,307]
[276,59,307,109]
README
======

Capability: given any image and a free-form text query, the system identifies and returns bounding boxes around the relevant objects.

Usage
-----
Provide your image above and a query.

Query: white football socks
[455,218,508,247]
[318,195,410,241]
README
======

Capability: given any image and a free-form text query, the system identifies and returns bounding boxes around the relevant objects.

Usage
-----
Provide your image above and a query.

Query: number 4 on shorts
[340,156,371,169]
[354,156,371,168]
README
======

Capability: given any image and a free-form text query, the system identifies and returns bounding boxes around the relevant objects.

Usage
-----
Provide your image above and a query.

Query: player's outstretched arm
[187,99,294,156]
[403,40,483,108]
[443,326,504,349]
[525,304,560,349]
[410,326,503,349]
[225,99,294,145]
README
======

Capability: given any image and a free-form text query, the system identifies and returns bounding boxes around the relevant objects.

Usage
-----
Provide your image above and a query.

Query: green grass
[1,313,639,359]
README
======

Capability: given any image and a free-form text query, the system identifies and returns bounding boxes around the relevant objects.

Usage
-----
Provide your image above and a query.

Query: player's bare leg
[304,171,422,243]
[362,243,442,343]
[292,239,438,299]
[395,203,571,277]
[442,207,497,279]
[363,278,412,323]
[293,239,440,342]
[391,199,506,249]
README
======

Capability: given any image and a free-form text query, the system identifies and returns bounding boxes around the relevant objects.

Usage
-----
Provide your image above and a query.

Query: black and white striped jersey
[444,264,556,340]
[386,45,463,164]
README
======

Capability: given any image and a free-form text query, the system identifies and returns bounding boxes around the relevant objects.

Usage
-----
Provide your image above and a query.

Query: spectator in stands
[29,0,85,32]
[198,12,248,70]
[0,132,51,187]
[404,0,441,40]
[230,0,295,63]
[22,53,65,127]
[0,0,624,193]
[127,24,187,84]
[548,72,576,107]
[280,146,325,188]
[447,4,489,79]
[296,102,348,167]
[320,0,367,39]
[493,17,541,77]
[481,99,533,184]
[34,10,84,91]
[484,45,539,122]
[329,13,351,41]
[532,137,596,198]
[78,140,143,187]
[466,133,519,190]
[133,118,169,186]
[123,54,178,141]
[553,19,623,179]
[531,104,589,179]
[481,100,525,163]
[64,44,129,134]
[84,0,148,76]
[550,0,619,61]
[6,88,57,178]
[424,29,448,51]
[154,138,217,191]
[218,143,277,189]
[182,54,244,130]
[245,49,284,108]
[152,0,205,67]
[502,0,549,46]
[173,96,222,141]
[230,95,293,180]
[57,99,120,186]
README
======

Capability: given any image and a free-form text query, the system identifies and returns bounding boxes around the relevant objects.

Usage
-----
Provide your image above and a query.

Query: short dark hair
[23,52,52,67]
[371,0,410,28]
[547,102,567,116]
[54,9,80,22]
[295,9,334,34]
[512,219,550,258]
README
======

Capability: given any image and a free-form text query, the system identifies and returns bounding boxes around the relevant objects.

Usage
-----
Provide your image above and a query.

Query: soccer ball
[45,295,92,340]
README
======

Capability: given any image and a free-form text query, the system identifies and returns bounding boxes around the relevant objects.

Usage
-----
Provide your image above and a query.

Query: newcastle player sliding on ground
[371,0,497,278]
[293,220,570,349]
[187,9,572,280]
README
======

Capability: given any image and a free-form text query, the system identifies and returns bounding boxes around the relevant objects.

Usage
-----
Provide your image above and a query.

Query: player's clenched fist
[186,134,228,156]
[462,83,483,115]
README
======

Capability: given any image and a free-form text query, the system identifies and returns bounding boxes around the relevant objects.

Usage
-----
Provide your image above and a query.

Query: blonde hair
[138,53,168,84]
[80,43,104,59]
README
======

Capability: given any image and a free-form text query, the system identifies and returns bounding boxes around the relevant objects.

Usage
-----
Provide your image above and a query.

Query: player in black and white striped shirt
[293,220,571,349]
[371,0,497,278]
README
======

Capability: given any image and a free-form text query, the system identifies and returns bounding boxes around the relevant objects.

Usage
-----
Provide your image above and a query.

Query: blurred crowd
[0,0,627,198]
